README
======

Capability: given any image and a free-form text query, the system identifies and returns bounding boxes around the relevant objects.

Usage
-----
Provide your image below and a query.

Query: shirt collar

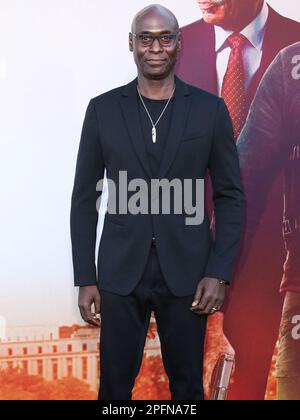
[214,1,269,52]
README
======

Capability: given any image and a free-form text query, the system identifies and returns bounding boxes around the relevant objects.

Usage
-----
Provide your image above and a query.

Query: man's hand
[78,285,101,327]
[190,277,227,316]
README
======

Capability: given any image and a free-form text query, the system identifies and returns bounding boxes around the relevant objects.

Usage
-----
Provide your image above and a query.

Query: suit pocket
[181,131,208,142]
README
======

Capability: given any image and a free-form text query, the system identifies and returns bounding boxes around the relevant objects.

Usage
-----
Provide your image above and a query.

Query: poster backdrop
[0,0,299,400]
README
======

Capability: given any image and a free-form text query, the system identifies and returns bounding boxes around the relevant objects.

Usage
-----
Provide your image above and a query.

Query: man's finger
[81,308,100,327]
[202,297,223,315]
[191,283,204,308]
[79,304,97,326]
[198,292,212,311]
[192,292,217,314]
[203,294,219,312]
[94,295,101,315]
[190,294,209,314]
[214,298,224,311]
[86,315,101,328]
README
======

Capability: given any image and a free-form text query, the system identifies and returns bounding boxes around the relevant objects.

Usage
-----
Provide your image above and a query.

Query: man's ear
[176,33,182,53]
[129,33,134,52]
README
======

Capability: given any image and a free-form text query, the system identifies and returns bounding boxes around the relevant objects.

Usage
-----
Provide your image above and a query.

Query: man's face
[129,12,181,80]
[196,0,262,27]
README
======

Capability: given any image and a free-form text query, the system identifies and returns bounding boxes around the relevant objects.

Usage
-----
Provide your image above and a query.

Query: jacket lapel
[158,76,192,179]
[119,78,152,179]
[119,76,192,180]
[246,6,289,110]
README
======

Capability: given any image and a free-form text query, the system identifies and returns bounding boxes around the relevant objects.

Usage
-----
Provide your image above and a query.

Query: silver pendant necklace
[137,85,176,144]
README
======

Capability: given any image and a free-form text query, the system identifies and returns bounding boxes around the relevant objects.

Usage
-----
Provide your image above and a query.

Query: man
[70,5,244,400]
[237,42,300,400]
[176,0,300,400]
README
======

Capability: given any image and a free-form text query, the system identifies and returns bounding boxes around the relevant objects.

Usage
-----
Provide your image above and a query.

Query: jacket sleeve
[236,52,284,271]
[70,99,105,287]
[204,98,245,283]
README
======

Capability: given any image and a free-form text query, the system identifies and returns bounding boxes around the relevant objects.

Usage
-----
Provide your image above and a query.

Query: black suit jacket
[70,76,244,296]
[176,5,300,114]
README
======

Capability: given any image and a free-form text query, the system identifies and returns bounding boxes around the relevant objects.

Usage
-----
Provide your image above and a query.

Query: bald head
[131,4,179,33]
[129,4,181,82]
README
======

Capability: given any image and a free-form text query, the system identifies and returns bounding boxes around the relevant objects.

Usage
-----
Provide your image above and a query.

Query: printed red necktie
[221,33,248,141]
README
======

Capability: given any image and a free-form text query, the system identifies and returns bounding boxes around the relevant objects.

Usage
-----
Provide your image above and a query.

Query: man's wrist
[217,278,229,286]
[78,283,98,288]
[203,275,230,286]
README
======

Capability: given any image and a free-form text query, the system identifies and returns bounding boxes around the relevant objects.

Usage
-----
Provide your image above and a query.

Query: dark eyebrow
[138,30,174,35]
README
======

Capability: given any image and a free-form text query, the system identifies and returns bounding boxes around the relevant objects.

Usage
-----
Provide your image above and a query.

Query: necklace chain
[137,84,176,143]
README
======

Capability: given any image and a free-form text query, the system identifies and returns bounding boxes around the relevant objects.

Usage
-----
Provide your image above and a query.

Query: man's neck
[137,74,176,100]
